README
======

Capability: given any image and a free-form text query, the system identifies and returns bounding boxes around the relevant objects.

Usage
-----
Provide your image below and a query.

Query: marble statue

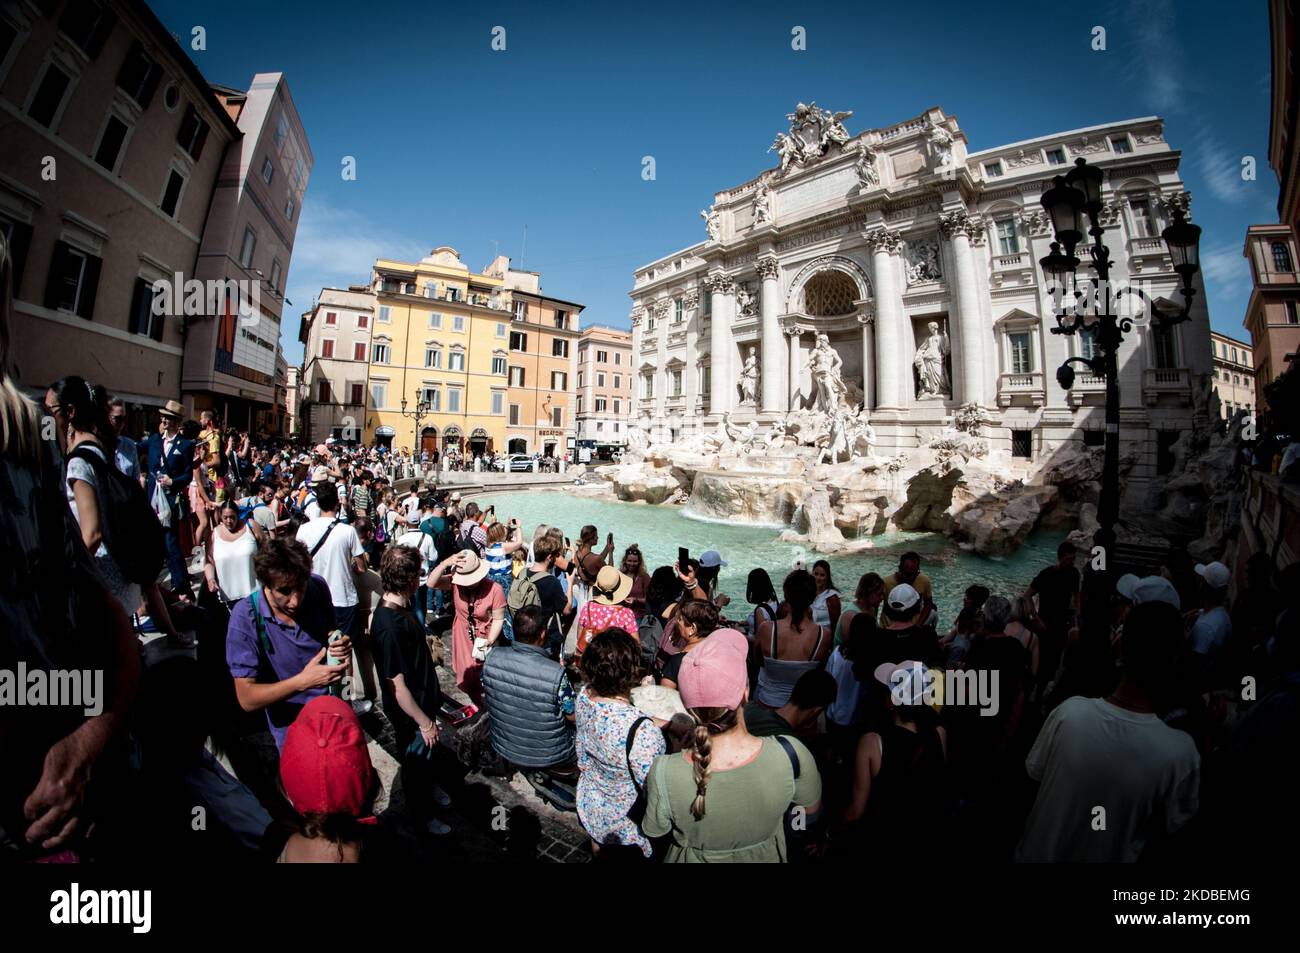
[701,204,720,241]
[823,111,853,149]
[753,181,773,225]
[927,120,953,169]
[817,411,852,465]
[769,133,799,175]
[914,321,952,399]
[854,145,879,188]
[905,240,942,284]
[735,284,757,318]
[772,103,854,176]
[721,411,760,452]
[738,347,759,404]
[765,414,798,448]
[809,333,848,415]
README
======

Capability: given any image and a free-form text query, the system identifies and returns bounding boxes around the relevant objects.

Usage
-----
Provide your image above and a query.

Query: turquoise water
[476,491,1066,624]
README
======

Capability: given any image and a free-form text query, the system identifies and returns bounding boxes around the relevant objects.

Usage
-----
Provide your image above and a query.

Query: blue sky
[149,0,1278,365]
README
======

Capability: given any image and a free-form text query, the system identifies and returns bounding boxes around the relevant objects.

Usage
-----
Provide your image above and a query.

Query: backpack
[434,525,464,563]
[507,570,547,615]
[373,511,389,545]
[69,444,165,587]
[637,612,664,673]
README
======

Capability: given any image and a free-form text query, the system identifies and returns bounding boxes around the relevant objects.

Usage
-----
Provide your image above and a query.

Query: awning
[375,425,396,436]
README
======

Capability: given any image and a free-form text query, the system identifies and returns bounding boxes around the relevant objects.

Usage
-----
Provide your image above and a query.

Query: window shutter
[191,118,209,161]
[150,285,164,340]
[77,254,102,320]
[84,7,117,58]
[43,241,69,310]
[127,277,143,335]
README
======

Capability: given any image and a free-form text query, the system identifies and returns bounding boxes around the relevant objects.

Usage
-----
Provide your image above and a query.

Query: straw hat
[592,565,633,606]
[159,399,184,419]
[451,550,489,587]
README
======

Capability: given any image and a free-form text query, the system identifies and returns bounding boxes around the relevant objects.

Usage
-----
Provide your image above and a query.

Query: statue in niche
[927,120,954,169]
[753,181,773,225]
[735,284,757,318]
[855,145,879,188]
[809,333,847,415]
[913,321,952,399]
[701,204,720,241]
[738,347,759,405]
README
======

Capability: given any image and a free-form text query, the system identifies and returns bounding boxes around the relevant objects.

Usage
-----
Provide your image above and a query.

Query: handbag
[624,716,655,827]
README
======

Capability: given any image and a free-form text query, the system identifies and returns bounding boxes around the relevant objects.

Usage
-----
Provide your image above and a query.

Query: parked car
[497,453,533,472]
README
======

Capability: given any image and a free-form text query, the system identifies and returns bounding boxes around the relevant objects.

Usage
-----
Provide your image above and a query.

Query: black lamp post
[1039,157,1200,608]
[398,390,431,461]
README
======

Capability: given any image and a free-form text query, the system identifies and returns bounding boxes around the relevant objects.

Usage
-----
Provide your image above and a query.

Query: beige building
[285,364,299,438]
[297,286,375,445]
[1209,331,1255,420]
[2,0,239,431]
[576,325,632,456]
[1243,225,1300,420]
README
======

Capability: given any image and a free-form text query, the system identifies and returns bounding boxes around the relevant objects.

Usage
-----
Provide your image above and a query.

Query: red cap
[280,696,376,817]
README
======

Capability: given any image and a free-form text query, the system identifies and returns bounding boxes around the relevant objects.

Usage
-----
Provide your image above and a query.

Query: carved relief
[905,238,943,284]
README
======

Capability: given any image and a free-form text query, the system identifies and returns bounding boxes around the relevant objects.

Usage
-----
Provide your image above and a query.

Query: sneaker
[430,784,452,808]
[425,817,451,837]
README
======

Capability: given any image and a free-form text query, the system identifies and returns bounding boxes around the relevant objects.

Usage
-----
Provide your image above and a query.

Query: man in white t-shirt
[1016,601,1200,862]
[295,481,366,636]
[1187,561,1233,661]
[395,526,435,575]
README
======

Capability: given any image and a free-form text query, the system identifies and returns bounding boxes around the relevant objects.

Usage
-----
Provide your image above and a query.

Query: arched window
[1271,241,1293,273]
[801,271,857,316]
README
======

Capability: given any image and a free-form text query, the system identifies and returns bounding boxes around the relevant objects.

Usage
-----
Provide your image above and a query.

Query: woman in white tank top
[205,499,263,604]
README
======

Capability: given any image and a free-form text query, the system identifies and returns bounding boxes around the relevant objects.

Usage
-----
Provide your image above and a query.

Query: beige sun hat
[592,564,634,606]
[451,550,489,587]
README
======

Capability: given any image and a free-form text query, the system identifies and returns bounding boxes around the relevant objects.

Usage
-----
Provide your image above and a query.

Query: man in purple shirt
[226,537,353,749]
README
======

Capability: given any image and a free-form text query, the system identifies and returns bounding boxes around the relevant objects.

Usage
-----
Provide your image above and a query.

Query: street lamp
[1039,157,1201,626]
[399,389,431,465]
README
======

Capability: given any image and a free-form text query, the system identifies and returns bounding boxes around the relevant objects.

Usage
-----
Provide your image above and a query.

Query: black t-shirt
[533,573,567,640]
[660,649,686,686]
[964,634,1030,722]
[371,604,441,740]
[866,624,941,671]
[1031,565,1080,627]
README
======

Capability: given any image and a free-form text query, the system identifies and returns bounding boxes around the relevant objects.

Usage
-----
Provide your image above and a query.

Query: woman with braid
[641,628,822,862]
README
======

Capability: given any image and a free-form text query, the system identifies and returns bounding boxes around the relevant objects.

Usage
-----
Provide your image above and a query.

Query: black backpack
[69,444,166,587]
[433,524,464,563]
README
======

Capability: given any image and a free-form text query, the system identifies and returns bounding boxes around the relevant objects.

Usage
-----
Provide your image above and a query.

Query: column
[941,210,987,406]
[706,273,734,416]
[786,327,800,409]
[858,314,875,411]
[757,255,783,413]
[684,289,700,429]
[865,227,905,409]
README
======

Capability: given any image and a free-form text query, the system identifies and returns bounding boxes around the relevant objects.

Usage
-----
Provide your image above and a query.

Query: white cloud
[1194,137,1251,205]
[1199,241,1250,296]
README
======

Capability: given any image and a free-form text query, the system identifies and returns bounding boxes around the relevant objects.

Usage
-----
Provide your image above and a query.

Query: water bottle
[326,630,346,697]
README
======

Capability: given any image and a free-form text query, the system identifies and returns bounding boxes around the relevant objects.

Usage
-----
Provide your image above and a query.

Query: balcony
[996,371,1045,408]
[1067,371,1106,407]
[1143,367,1191,405]
[989,250,1035,288]
[1127,236,1170,273]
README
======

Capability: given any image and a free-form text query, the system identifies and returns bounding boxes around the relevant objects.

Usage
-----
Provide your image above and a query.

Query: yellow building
[364,248,514,456]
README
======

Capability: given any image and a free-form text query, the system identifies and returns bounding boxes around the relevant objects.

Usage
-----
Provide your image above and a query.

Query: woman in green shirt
[642,628,822,862]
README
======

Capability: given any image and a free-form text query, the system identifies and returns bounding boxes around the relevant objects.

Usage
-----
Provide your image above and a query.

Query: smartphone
[678,547,689,568]
[441,701,478,725]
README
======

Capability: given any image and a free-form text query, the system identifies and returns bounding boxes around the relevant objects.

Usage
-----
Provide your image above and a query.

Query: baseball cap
[1116,574,1181,610]
[872,660,940,709]
[310,465,331,484]
[450,492,462,502]
[279,696,377,818]
[677,628,750,710]
[699,550,727,568]
[1195,561,1231,590]
[887,583,920,613]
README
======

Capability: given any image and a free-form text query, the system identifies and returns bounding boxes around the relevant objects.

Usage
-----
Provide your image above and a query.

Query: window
[1128,198,1152,238]
[496,322,506,338]
[1009,332,1032,374]
[595,397,607,413]
[1231,347,1238,364]
[177,105,209,160]
[60,0,114,58]
[1234,374,1241,386]
[28,63,71,128]
[551,407,563,427]
[378,305,391,323]
[509,366,525,387]
[127,277,162,340]
[452,315,465,332]
[273,112,288,149]
[1272,241,1293,272]
[596,349,608,363]
[1079,324,1099,361]
[357,313,368,329]
[448,351,465,371]
[93,115,130,172]
[597,372,606,387]
[491,355,506,375]
[239,227,256,269]
[555,309,568,329]
[514,300,527,321]
[1011,430,1032,458]
[318,380,331,402]
[1287,301,1299,325]
[1111,136,1132,154]
[614,352,621,365]
[325,311,337,325]
[509,404,521,425]
[1212,368,1218,380]
[159,169,185,217]
[269,260,282,291]
[353,342,366,361]
[425,347,442,369]
[642,373,654,398]
[350,383,363,405]
[1152,323,1177,368]
[613,399,620,414]
[1046,148,1066,165]
[996,218,1019,256]
[551,371,567,390]
[647,313,656,332]
[984,161,1004,178]
[577,396,584,415]
[578,372,584,388]
[44,242,100,319]
[428,312,442,329]
[285,197,295,221]
[674,299,684,323]
[552,338,569,358]
[447,389,462,413]
[321,339,335,359]
[700,366,711,396]
[372,342,390,364]
[116,43,162,109]
[670,368,683,397]
[424,283,438,299]
[491,392,505,416]
[369,381,387,409]
[445,287,461,302]
[427,388,442,412]
[510,331,527,352]
[260,157,274,184]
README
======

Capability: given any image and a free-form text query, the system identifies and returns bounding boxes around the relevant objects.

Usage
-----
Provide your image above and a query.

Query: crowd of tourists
[1,235,1297,864]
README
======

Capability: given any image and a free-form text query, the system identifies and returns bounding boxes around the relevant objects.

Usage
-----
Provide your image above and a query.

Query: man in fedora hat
[147,399,195,596]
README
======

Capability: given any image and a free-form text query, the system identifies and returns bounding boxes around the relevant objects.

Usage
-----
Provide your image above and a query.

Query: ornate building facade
[630,105,1214,488]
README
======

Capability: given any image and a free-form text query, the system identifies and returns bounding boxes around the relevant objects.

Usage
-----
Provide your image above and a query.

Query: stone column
[683,289,700,429]
[864,227,905,409]
[940,210,987,406]
[757,255,782,413]
[786,326,801,410]
[705,273,734,416]
[858,314,875,411]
